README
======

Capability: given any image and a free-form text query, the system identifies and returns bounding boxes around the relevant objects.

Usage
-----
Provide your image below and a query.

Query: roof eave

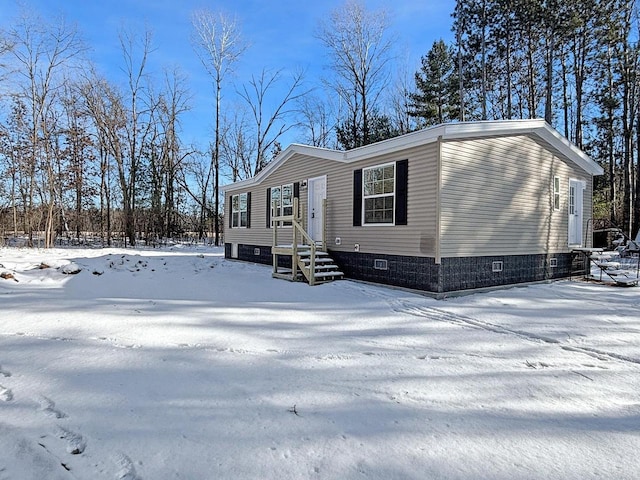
[535,123,604,176]
[224,144,346,192]
[224,119,603,193]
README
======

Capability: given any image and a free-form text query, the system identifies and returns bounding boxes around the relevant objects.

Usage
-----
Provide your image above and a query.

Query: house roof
[226,119,603,190]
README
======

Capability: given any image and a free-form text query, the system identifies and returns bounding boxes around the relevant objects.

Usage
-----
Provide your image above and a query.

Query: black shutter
[229,195,233,228]
[246,192,251,228]
[266,188,271,228]
[353,169,362,227]
[395,159,408,225]
[293,182,300,217]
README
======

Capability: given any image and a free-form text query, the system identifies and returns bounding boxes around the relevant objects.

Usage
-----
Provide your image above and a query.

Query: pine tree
[409,40,460,126]
[336,110,399,149]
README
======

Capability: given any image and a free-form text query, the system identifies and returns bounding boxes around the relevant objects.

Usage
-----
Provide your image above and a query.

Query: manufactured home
[224,119,603,295]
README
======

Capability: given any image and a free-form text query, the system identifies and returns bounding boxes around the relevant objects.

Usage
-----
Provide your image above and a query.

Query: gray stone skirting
[225,243,573,294]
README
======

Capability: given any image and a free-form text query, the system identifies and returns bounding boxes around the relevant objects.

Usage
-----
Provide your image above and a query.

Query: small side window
[553,176,560,211]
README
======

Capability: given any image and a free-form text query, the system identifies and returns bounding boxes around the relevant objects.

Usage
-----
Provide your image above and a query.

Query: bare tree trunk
[561,49,570,139]
[544,32,554,124]
[635,119,640,235]
[505,19,512,119]
[457,23,465,121]
[480,0,487,121]
[192,9,246,244]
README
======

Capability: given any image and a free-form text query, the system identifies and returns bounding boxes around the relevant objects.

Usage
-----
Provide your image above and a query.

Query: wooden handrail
[272,197,317,285]
[321,198,327,252]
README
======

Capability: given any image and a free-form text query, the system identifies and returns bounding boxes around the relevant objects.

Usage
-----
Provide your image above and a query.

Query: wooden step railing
[272,197,331,286]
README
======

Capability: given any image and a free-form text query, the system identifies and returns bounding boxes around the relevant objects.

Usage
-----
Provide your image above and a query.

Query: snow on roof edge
[224,119,602,192]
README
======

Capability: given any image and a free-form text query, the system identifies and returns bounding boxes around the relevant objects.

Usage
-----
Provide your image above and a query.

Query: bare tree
[176,148,215,240]
[118,28,156,246]
[0,96,30,238]
[59,78,96,243]
[296,93,335,148]
[78,70,125,247]
[238,68,307,175]
[5,8,84,247]
[317,0,393,148]
[389,53,420,134]
[147,67,192,241]
[0,33,14,83]
[191,8,246,245]
[219,109,256,181]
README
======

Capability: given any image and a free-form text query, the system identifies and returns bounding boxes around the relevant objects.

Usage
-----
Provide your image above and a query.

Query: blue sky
[3,0,456,148]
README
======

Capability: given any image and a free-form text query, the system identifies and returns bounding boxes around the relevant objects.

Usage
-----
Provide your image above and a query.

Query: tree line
[0,7,305,247]
[0,0,639,248]
[413,0,640,237]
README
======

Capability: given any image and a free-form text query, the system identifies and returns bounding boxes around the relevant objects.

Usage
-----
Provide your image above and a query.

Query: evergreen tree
[410,40,460,126]
[336,110,399,150]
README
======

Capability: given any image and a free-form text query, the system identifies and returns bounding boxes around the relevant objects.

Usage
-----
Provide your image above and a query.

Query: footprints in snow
[56,426,86,455]
[39,396,67,419]
[114,453,142,480]
[0,384,13,402]
[37,397,141,478]
[1,364,138,478]
[95,336,142,350]
[38,398,86,456]
[0,365,12,401]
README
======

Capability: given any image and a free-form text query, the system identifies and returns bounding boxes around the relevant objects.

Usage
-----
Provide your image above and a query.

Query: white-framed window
[363,163,395,224]
[271,183,293,227]
[553,176,561,211]
[569,183,575,215]
[231,193,248,228]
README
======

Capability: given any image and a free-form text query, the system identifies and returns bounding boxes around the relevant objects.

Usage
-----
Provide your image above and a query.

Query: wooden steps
[574,249,639,287]
[297,249,343,284]
[270,197,341,286]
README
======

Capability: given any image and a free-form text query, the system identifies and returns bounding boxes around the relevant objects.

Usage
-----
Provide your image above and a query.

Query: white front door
[308,176,326,243]
[568,179,583,246]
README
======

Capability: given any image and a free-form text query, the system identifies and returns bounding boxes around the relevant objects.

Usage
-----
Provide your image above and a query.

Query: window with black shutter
[353,159,408,226]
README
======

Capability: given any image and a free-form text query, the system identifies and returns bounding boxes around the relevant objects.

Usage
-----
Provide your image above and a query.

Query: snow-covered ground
[1,246,639,480]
